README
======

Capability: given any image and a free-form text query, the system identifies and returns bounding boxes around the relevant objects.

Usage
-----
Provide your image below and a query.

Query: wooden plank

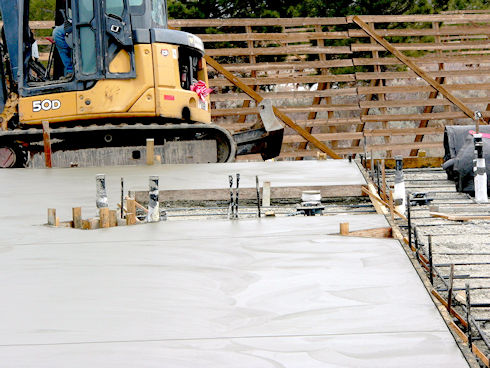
[358,83,490,94]
[431,290,468,328]
[205,55,341,159]
[449,321,468,344]
[349,26,490,37]
[211,88,357,102]
[216,59,354,73]
[206,45,352,57]
[283,132,363,143]
[363,127,444,137]
[209,74,355,87]
[353,55,490,66]
[359,97,490,109]
[430,211,490,221]
[352,16,487,126]
[212,104,359,117]
[346,226,393,238]
[361,111,490,122]
[364,157,444,169]
[355,68,490,80]
[133,184,363,203]
[197,31,349,43]
[351,40,490,52]
[361,187,408,221]
[168,17,348,28]
[472,344,490,367]
[367,141,442,151]
[347,14,490,23]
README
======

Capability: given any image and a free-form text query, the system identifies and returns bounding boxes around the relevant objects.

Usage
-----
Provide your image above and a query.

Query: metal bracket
[258,99,283,132]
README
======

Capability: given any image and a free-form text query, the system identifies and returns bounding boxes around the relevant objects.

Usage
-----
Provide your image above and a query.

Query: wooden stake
[42,121,52,168]
[381,159,386,201]
[109,210,117,227]
[146,138,155,165]
[47,208,56,226]
[99,208,110,228]
[126,213,137,225]
[389,190,395,222]
[340,222,349,235]
[72,207,82,229]
[127,198,136,217]
[262,181,271,207]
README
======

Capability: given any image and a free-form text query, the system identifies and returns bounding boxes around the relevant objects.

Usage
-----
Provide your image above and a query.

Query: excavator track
[0,123,238,167]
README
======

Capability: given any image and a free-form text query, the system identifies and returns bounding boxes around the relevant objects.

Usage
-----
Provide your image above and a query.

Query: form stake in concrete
[256,176,261,218]
[72,207,82,229]
[147,176,160,222]
[120,178,124,219]
[263,181,271,207]
[96,174,108,209]
[340,222,349,235]
[47,208,56,226]
[407,192,412,250]
[428,235,433,285]
[466,283,472,348]
[448,264,455,313]
[228,175,233,219]
[234,173,240,219]
[473,133,488,203]
[127,198,136,225]
[393,156,406,214]
[42,121,52,168]
[100,208,110,228]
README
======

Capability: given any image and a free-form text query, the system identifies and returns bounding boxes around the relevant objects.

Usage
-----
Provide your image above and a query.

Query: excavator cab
[0,0,283,167]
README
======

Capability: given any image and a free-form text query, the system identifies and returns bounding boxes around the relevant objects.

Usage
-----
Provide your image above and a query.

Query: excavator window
[78,0,96,75]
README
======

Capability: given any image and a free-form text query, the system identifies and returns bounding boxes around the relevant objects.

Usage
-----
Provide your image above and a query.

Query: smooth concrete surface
[0,163,468,367]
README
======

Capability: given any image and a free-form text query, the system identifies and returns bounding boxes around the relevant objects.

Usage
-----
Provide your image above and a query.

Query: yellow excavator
[0,0,283,167]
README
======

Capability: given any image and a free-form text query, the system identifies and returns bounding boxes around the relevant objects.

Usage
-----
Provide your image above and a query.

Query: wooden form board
[31,15,490,159]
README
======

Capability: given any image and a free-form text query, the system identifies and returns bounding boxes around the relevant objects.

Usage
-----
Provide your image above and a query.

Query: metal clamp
[474,110,483,120]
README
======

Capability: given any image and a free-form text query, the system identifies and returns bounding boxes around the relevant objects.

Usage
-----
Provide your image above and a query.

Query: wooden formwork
[31,14,490,160]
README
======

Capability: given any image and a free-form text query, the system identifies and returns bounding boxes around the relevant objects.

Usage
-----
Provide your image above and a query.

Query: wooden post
[42,121,52,168]
[340,222,349,235]
[99,208,110,228]
[262,181,271,207]
[109,210,117,227]
[47,208,56,226]
[72,207,82,229]
[146,138,155,165]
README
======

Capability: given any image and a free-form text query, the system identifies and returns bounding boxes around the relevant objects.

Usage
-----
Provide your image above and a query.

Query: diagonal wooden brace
[205,55,341,159]
[352,16,487,130]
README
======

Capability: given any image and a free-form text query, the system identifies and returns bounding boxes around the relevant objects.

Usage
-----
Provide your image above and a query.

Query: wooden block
[99,208,110,228]
[262,181,271,207]
[146,138,155,165]
[47,208,56,226]
[264,210,275,217]
[72,207,82,229]
[109,210,117,227]
[340,222,349,235]
[126,213,137,225]
[82,220,91,230]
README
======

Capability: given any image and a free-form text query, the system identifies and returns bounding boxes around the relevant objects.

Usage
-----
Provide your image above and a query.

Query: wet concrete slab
[0,163,468,367]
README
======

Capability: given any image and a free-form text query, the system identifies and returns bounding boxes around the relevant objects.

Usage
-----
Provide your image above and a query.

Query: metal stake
[256,175,261,218]
[234,173,240,219]
[448,264,454,313]
[376,162,381,196]
[370,150,374,180]
[414,227,419,262]
[228,175,234,219]
[407,192,412,250]
[120,177,124,219]
[96,174,108,209]
[428,235,433,285]
[466,283,472,348]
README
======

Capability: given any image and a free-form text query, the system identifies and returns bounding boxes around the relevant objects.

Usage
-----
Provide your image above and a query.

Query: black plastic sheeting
[443,125,490,193]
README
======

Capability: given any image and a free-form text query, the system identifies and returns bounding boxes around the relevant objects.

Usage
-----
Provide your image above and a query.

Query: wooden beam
[352,16,487,126]
[361,186,407,221]
[42,121,52,168]
[205,55,341,159]
[346,226,393,238]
